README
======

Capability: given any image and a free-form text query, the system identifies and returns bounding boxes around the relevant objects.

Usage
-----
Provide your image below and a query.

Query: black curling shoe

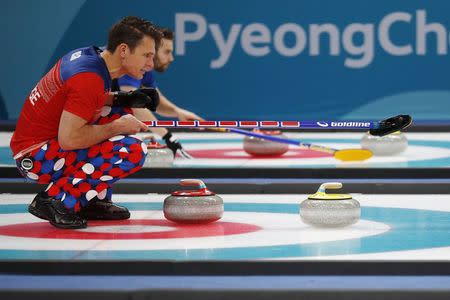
[28,192,87,229]
[80,197,130,220]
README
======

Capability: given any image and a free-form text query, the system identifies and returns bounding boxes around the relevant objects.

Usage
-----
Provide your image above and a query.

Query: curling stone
[164,179,224,224]
[360,131,408,156]
[243,130,289,157]
[143,136,174,168]
[300,182,360,227]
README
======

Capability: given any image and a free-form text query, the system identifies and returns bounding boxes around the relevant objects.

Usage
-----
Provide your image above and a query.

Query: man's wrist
[162,131,172,140]
[106,118,122,136]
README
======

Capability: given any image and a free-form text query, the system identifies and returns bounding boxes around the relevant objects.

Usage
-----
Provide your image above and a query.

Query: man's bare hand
[176,108,204,121]
[114,114,149,135]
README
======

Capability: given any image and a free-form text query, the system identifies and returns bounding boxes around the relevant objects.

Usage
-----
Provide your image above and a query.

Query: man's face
[154,38,174,72]
[122,36,155,79]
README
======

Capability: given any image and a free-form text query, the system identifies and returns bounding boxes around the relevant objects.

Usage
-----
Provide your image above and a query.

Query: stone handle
[179,179,206,189]
[318,182,342,193]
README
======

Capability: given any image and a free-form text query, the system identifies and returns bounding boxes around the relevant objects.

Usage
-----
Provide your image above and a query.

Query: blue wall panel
[1,0,450,122]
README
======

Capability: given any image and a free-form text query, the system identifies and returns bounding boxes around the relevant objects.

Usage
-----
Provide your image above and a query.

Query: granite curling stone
[300,182,360,227]
[143,136,174,168]
[243,130,289,157]
[360,131,408,156]
[164,179,224,224]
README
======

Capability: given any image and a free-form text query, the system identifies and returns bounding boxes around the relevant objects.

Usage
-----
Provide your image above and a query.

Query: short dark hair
[107,16,162,53]
[159,27,174,40]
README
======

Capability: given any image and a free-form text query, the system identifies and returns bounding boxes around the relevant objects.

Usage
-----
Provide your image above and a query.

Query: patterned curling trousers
[15,106,147,212]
